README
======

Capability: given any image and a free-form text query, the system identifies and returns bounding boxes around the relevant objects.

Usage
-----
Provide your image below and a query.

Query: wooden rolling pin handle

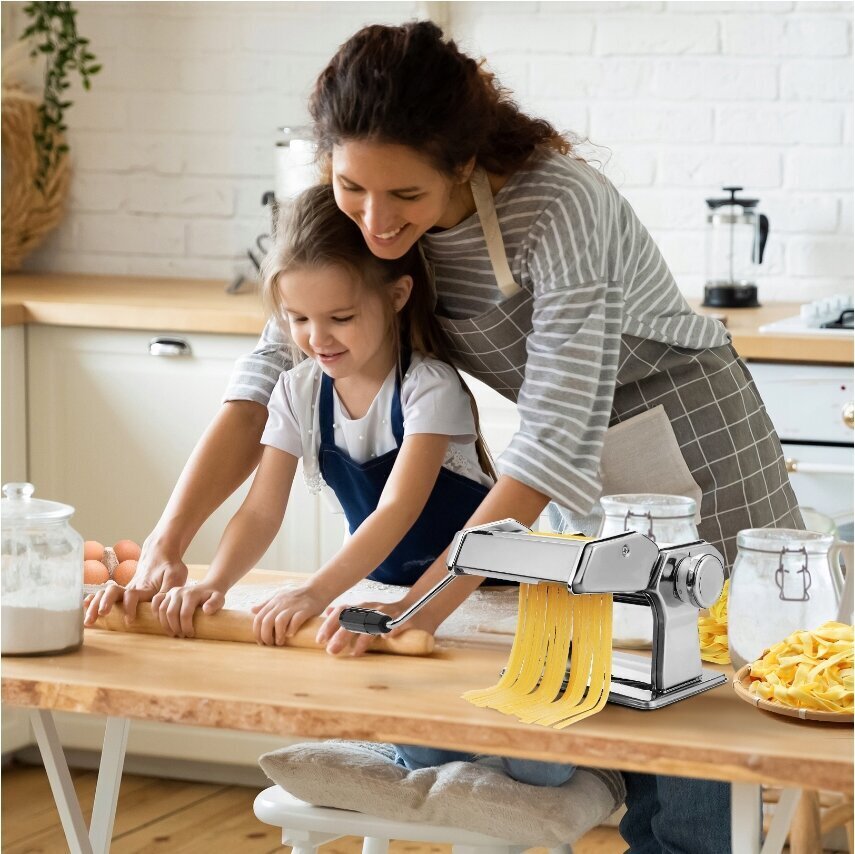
[93,603,434,656]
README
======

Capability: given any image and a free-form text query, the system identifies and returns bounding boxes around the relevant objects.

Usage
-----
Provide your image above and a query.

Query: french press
[702,186,770,309]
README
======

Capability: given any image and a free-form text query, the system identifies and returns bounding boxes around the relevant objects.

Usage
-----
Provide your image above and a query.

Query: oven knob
[843,402,854,430]
[785,457,798,473]
[674,553,725,610]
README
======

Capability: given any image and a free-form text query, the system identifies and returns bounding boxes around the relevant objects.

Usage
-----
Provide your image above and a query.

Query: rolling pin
[92,603,434,656]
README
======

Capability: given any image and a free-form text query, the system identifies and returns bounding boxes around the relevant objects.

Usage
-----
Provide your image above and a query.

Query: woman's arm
[151,445,298,637]
[318,472,549,654]
[93,400,270,622]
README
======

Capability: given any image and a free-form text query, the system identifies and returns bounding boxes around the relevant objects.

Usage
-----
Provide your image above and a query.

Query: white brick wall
[5,0,852,302]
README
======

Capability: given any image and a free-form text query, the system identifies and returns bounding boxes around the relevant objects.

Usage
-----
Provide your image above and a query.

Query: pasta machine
[340,520,728,710]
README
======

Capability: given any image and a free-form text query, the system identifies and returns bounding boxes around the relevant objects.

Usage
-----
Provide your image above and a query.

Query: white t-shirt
[260,352,494,510]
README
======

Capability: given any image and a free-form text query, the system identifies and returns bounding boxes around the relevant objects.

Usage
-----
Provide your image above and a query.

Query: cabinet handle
[843,402,854,430]
[785,458,854,476]
[149,337,191,357]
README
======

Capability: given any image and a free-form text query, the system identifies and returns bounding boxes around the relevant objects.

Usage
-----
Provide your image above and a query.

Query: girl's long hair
[262,184,497,482]
[309,20,572,178]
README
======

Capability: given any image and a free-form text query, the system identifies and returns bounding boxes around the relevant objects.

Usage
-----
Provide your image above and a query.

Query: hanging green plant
[19,1,102,193]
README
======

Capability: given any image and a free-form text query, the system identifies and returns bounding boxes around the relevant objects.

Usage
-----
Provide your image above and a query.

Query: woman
[103,21,801,853]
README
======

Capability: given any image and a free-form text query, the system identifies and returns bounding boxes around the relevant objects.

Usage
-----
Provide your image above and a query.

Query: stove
[759,294,854,337]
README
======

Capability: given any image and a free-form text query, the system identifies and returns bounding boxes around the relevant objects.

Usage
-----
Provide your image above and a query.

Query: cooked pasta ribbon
[462,542,614,729]
[699,579,730,664]
[747,621,853,714]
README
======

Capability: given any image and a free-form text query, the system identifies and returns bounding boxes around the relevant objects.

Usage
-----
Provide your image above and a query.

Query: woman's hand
[150,581,226,638]
[315,599,439,657]
[251,585,330,646]
[84,537,190,624]
[83,581,126,628]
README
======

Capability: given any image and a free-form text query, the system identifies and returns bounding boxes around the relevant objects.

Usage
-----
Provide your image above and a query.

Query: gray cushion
[258,740,625,847]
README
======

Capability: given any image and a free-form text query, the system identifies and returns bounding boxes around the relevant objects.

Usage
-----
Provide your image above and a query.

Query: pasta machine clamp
[340,520,728,710]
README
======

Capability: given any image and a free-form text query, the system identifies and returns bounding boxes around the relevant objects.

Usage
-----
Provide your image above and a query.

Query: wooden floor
[1,762,625,853]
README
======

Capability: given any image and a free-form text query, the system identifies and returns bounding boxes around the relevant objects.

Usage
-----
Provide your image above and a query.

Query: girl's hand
[251,586,329,647]
[315,600,439,658]
[151,582,226,638]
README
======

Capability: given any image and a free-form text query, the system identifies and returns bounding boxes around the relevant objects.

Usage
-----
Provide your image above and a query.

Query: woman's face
[332,140,469,260]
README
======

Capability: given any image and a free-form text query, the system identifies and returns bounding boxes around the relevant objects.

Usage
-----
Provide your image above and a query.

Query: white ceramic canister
[598,494,699,648]
[1,483,84,656]
[728,528,846,670]
[274,126,318,204]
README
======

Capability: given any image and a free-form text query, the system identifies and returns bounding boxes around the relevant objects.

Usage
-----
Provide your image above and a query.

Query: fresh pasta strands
[535,594,613,729]
[462,574,614,729]
[699,579,730,664]
[747,621,853,714]
[504,583,571,718]
[462,583,546,708]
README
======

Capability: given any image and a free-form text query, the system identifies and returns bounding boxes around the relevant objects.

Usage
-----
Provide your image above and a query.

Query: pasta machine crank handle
[339,571,460,635]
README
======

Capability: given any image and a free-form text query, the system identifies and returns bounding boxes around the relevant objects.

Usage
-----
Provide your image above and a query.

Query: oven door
[782,442,854,538]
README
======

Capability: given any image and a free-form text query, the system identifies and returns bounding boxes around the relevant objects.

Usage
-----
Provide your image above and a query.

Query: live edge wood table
[3,569,852,854]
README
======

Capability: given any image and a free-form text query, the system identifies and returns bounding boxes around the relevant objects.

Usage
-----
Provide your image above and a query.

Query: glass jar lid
[737,527,834,555]
[1,483,75,523]
[600,493,697,519]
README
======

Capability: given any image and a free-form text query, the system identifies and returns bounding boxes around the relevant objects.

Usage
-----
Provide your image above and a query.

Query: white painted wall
[5,1,852,302]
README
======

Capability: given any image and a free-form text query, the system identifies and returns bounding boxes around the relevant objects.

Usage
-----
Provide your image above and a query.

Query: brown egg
[113,560,138,586]
[84,540,105,561]
[113,540,141,563]
[84,560,110,585]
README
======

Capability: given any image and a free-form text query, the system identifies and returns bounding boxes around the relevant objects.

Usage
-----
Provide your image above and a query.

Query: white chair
[254,785,574,854]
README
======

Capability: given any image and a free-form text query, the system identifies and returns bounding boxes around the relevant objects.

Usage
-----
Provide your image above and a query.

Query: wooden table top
[3,570,852,794]
[2,273,852,364]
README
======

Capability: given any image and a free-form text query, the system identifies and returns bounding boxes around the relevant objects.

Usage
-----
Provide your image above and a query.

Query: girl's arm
[304,433,451,603]
[318,473,549,655]
[151,445,298,638]
[251,433,450,646]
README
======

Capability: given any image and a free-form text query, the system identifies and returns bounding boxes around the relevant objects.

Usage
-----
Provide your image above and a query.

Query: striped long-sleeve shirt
[225,148,730,514]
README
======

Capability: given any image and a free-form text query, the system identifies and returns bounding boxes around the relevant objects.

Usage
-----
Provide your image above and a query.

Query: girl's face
[279,264,411,380]
[332,140,472,260]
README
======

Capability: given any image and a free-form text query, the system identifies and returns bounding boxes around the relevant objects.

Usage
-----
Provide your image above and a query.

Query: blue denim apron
[317,356,491,586]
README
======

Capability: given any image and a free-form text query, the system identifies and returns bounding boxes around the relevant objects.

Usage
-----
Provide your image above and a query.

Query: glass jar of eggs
[1,483,84,656]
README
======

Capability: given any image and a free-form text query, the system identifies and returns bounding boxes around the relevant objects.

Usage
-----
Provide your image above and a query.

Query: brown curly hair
[309,20,571,178]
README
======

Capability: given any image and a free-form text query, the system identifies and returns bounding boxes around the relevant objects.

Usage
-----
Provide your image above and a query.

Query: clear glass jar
[1,483,84,656]
[728,528,844,670]
[598,494,699,648]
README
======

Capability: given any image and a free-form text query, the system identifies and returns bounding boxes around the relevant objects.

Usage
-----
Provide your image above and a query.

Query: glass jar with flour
[1,483,83,656]
[728,528,845,670]
[598,494,699,648]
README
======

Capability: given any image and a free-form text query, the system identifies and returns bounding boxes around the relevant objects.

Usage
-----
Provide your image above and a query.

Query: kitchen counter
[2,273,853,364]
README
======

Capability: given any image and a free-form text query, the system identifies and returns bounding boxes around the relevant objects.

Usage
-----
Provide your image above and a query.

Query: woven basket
[2,85,71,272]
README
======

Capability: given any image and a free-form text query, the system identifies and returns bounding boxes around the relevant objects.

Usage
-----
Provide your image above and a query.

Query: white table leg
[29,710,129,854]
[732,782,763,854]
[30,709,93,854]
[761,788,801,854]
[89,716,130,854]
[732,783,803,854]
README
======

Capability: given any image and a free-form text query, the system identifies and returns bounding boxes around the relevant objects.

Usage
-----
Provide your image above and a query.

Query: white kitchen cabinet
[26,325,344,573]
[2,325,28,484]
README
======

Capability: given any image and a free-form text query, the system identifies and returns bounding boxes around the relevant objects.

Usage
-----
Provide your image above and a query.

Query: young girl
[130,183,498,646]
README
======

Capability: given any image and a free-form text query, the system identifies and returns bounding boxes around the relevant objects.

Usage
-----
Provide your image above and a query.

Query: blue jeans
[394,744,576,787]
[621,772,732,854]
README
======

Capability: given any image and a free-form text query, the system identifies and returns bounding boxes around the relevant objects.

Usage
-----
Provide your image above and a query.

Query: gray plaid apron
[436,169,803,566]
